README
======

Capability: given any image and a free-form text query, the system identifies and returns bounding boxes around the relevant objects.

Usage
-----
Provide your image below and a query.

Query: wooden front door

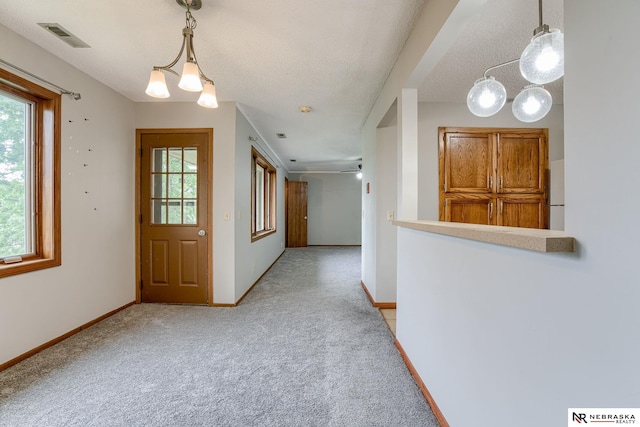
[138,129,211,304]
[287,181,308,247]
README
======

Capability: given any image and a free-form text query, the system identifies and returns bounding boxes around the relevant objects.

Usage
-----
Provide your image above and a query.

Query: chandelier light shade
[512,85,552,122]
[178,61,204,92]
[519,28,564,84]
[466,76,507,117]
[145,0,218,108]
[197,81,218,108]
[145,70,170,98]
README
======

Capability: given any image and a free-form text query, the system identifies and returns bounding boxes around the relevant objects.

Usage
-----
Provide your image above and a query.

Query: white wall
[289,173,362,246]
[234,111,286,300]
[0,25,136,364]
[375,126,398,302]
[394,2,640,426]
[361,124,378,296]
[418,102,564,220]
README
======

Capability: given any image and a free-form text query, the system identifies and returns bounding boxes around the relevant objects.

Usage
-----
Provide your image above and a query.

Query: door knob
[304,216,308,220]
[198,230,207,236]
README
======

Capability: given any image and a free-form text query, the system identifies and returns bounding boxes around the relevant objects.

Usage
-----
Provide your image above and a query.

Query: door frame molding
[135,128,214,305]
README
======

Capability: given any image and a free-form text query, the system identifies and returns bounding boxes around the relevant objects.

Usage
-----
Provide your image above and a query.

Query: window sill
[392,220,574,253]
[0,256,61,279]
[251,229,276,242]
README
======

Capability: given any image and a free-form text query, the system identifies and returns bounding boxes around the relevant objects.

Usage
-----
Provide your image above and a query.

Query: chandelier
[466,0,563,122]
[145,0,218,108]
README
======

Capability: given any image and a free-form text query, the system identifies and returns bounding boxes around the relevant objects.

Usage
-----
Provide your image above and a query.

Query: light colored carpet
[0,246,438,426]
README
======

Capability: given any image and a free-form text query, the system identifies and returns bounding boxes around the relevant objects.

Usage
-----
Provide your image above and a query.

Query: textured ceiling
[0,0,562,173]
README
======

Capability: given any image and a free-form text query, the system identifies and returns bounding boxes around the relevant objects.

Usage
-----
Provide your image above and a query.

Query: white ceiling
[0,0,562,173]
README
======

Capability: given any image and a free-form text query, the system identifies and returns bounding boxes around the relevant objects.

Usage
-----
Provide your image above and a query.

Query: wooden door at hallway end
[287,180,307,247]
[137,129,212,304]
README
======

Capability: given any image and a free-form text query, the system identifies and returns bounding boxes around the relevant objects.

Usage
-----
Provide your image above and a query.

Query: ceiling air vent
[38,23,91,48]
[276,133,287,139]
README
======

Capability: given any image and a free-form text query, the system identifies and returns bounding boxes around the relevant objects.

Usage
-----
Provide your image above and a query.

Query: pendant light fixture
[145,0,218,109]
[466,0,563,122]
[466,76,507,117]
[512,85,552,122]
[519,0,564,84]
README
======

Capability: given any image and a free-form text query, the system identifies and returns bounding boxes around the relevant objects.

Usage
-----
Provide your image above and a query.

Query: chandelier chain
[185,9,197,31]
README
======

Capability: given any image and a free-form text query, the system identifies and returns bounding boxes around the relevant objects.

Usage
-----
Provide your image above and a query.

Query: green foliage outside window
[0,93,28,257]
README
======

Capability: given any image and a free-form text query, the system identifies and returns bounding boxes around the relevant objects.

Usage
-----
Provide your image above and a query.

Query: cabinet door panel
[498,196,546,229]
[444,133,493,193]
[445,197,494,225]
[497,133,546,193]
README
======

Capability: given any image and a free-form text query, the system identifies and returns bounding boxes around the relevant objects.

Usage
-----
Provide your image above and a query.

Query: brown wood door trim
[135,128,213,305]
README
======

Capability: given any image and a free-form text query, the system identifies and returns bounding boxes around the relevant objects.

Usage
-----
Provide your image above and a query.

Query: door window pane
[167,200,182,224]
[152,174,166,198]
[152,148,167,172]
[184,148,197,172]
[168,174,182,199]
[183,200,197,224]
[183,173,197,198]
[152,200,167,224]
[168,148,182,172]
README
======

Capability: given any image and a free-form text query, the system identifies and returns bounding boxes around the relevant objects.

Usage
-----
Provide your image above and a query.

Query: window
[0,68,61,278]
[251,147,276,241]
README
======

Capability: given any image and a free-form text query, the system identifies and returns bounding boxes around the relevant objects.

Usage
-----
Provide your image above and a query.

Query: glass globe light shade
[466,76,507,117]
[178,61,203,92]
[145,70,170,98]
[520,29,564,84]
[197,81,219,108]
[512,85,552,122]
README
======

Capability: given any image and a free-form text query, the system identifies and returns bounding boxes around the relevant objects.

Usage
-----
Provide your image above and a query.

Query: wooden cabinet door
[439,127,549,229]
[442,132,493,193]
[497,132,547,194]
[497,196,546,229]
[444,197,495,225]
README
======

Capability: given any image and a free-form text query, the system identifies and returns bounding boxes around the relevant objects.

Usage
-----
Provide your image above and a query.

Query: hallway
[0,246,436,426]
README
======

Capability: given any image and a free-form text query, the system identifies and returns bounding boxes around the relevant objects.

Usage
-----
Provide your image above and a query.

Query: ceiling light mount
[176,0,202,10]
[146,0,218,108]
[299,106,312,113]
[466,0,563,122]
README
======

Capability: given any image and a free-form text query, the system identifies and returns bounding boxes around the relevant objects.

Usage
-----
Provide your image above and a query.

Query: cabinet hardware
[500,201,504,215]
[500,176,503,189]
[489,202,493,219]
[489,176,493,189]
